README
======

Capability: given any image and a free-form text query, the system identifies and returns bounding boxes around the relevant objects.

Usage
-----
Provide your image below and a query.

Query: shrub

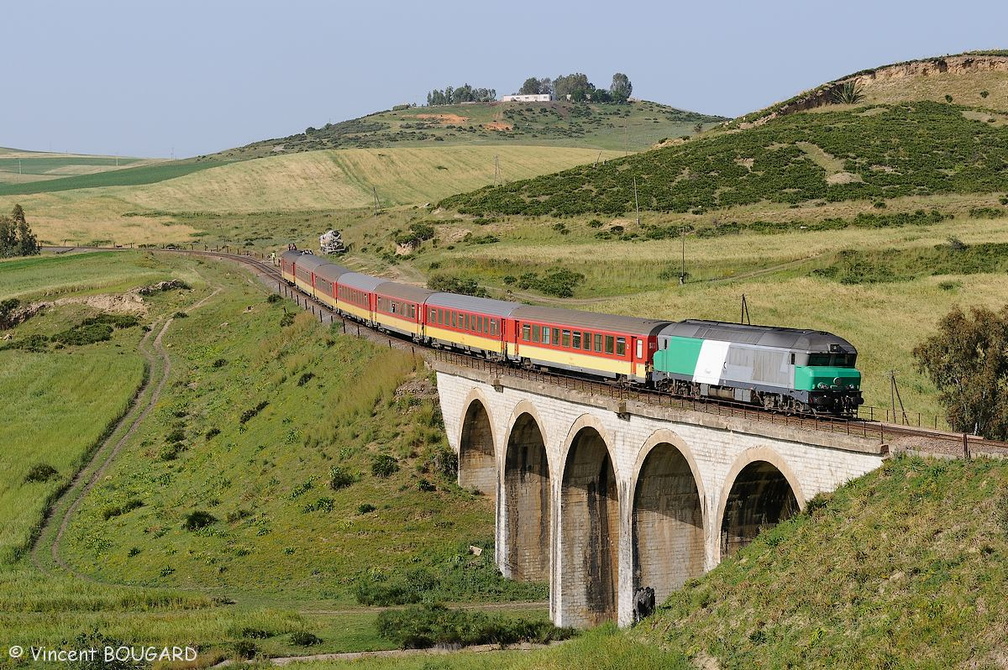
[418,479,436,492]
[165,427,185,443]
[266,293,282,304]
[240,400,269,424]
[289,631,322,646]
[329,466,356,490]
[372,454,400,478]
[101,498,144,521]
[358,503,377,514]
[24,463,59,483]
[280,311,295,327]
[297,372,315,387]
[173,311,188,319]
[233,640,258,660]
[945,94,953,103]
[376,604,575,649]
[205,427,221,440]
[212,358,228,368]
[182,510,216,531]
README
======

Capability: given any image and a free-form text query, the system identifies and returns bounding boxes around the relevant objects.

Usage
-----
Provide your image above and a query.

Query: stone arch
[458,393,496,499]
[717,447,804,560]
[631,430,705,604]
[559,417,619,626]
[501,408,550,582]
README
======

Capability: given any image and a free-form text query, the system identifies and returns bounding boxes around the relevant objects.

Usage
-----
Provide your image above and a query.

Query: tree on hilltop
[913,304,1008,439]
[519,77,553,96]
[610,73,632,103]
[0,204,39,257]
[554,73,594,102]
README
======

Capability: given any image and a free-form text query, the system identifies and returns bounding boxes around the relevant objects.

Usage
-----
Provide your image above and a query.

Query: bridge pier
[436,361,885,629]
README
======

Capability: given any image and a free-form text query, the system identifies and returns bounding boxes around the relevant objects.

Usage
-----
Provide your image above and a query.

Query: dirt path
[214,642,552,667]
[30,288,221,577]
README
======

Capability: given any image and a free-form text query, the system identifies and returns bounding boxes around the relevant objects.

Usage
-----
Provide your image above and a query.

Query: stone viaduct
[433,358,887,629]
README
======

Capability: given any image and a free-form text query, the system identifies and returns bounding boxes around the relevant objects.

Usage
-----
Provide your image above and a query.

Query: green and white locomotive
[651,320,864,416]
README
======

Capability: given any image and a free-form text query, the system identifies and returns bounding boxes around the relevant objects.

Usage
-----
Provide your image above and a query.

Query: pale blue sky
[3,0,1005,158]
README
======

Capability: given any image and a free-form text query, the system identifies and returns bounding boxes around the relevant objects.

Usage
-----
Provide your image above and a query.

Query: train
[280,249,864,417]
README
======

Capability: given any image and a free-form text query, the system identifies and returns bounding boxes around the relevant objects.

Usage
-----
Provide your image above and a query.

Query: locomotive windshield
[807,353,856,367]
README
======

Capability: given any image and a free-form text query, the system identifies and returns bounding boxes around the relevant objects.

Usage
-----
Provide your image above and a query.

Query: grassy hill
[441,100,1008,217]
[0,251,548,661]
[216,100,726,160]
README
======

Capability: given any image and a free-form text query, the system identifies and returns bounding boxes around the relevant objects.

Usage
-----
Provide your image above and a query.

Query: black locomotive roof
[658,319,857,354]
[513,305,672,337]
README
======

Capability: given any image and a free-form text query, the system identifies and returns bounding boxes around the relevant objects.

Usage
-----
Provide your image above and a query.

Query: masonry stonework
[435,363,886,628]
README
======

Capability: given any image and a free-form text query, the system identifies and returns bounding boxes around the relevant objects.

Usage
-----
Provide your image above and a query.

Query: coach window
[522,324,531,341]
[562,330,571,348]
[636,339,643,359]
[605,335,615,355]
[572,331,582,349]
[530,324,539,342]
[583,331,592,351]
[595,333,603,352]
[616,337,626,357]
[552,328,560,347]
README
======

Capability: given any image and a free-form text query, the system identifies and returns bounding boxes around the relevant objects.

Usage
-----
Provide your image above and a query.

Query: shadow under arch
[717,448,804,560]
[459,394,496,499]
[501,409,550,582]
[559,417,618,626]
[631,430,705,604]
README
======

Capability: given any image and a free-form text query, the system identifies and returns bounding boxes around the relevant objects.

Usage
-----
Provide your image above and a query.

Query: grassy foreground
[0,250,550,665]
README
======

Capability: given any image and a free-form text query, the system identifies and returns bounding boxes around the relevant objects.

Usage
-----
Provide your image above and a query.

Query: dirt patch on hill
[483,121,513,131]
[416,114,469,125]
[51,293,148,315]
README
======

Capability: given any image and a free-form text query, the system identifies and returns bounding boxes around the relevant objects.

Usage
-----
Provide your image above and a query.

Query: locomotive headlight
[817,382,828,389]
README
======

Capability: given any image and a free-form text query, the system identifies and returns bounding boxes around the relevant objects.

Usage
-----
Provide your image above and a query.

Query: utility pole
[493,154,501,186]
[741,294,751,325]
[633,176,640,226]
[679,226,687,284]
[372,186,381,216]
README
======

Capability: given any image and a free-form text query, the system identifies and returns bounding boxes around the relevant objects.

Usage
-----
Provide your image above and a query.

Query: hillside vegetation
[441,101,1008,217]
[216,100,726,160]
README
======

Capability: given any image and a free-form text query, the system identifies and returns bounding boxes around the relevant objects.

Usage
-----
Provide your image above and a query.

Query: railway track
[70,245,1008,460]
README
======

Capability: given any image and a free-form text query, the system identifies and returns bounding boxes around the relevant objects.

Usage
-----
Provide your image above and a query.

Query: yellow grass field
[123,145,621,213]
[0,146,620,245]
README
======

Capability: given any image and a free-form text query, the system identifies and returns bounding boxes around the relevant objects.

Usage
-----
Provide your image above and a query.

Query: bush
[267,293,282,304]
[376,604,575,649]
[329,465,356,490]
[418,479,436,492]
[233,640,258,660]
[182,510,216,531]
[24,463,59,483]
[358,503,377,514]
[101,498,144,521]
[289,631,322,646]
[371,454,400,478]
[205,427,221,440]
[240,401,269,424]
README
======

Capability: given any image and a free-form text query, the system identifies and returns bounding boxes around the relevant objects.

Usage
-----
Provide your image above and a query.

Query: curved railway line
[65,245,1008,460]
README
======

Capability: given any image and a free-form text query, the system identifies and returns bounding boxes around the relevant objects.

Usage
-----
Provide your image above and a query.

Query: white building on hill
[501,94,553,102]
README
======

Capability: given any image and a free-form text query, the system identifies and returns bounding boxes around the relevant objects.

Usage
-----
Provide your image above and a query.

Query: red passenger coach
[423,293,520,359]
[336,273,384,325]
[510,306,670,383]
[313,261,351,310]
[373,282,433,339]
